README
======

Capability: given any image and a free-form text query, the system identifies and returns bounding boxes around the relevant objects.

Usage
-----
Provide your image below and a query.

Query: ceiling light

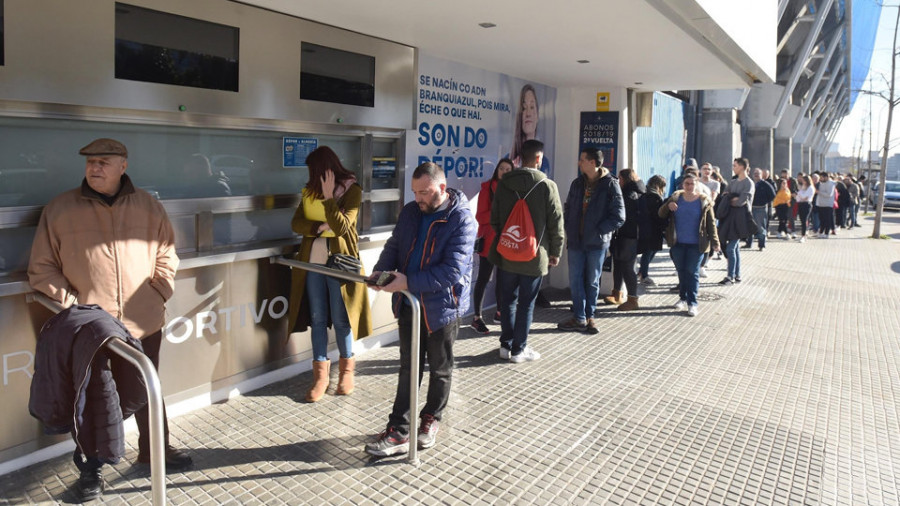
[577,60,590,64]
[478,22,496,28]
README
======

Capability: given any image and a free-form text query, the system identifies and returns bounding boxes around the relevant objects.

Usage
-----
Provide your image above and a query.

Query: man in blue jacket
[365,162,476,457]
[558,147,625,334]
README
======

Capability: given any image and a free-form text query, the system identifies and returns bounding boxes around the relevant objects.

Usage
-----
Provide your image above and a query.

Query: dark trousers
[776,205,791,234]
[497,269,542,354]
[135,330,171,455]
[817,206,834,234]
[612,237,638,297]
[472,256,500,318]
[388,304,457,436]
[798,202,811,236]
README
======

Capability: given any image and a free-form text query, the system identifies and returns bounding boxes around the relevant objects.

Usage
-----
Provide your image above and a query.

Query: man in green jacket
[489,139,564,362]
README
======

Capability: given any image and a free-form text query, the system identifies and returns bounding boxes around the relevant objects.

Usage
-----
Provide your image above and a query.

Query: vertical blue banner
[580,112,619,173]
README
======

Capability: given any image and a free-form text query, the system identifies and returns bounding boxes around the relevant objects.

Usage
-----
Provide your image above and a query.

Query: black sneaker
[365,427,409,457]
[734,276,742,283]
[470,318,489,334]
[418,414,440,449]
[719,277,734,285]
[76,468,104,503]
[584,318,600,335]
[669,285,681,293]
[535,291,552,308]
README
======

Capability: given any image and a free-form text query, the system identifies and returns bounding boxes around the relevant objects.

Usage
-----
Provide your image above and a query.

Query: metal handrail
[27,292,167,505]
[270,256,424,465]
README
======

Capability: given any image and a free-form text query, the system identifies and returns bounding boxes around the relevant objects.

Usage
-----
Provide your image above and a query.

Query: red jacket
[475,179,497,257]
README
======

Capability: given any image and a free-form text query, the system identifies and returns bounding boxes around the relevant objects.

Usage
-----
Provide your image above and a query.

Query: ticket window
[0,116,403,275]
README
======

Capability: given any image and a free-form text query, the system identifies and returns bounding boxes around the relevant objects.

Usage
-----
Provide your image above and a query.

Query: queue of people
[26,136,868,502]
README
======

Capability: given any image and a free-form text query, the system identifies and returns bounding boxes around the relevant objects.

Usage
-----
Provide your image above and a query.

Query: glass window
[300,42,374,107]
[0,117,313,203]
[114,3,239,91]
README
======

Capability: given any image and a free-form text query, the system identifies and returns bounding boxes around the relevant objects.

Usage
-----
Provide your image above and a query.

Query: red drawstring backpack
[496,180,546,262]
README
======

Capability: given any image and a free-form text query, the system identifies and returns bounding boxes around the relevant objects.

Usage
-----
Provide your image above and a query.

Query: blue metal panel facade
[634,92,686,191]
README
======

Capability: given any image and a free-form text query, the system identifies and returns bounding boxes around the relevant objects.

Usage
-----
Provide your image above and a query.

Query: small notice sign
[596,92,610,111]
[283,137,318,167]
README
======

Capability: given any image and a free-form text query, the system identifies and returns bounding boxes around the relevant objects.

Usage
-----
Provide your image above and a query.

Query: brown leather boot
[335,357,355,395]
[306,360,330,402]
[617,295,640,311]
[603,290,624,305]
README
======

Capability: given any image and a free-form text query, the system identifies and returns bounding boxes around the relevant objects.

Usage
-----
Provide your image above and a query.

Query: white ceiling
[236,0,772,91]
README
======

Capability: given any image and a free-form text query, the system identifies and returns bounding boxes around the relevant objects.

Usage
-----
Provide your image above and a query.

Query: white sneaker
[510,347,541,363]
[499,348,510,360]
[790,233,796,240]
[800,236,807,243]
[699,267,708,278]
[674,300,687,311]
[687,304,698,317]
[778,232,785,239]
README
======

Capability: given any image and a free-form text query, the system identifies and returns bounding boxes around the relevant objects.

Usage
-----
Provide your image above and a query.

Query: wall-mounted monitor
[300,42,375,107]
[114,3,239,91]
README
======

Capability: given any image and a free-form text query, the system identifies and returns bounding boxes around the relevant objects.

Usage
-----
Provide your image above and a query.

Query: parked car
[869,181,900,210]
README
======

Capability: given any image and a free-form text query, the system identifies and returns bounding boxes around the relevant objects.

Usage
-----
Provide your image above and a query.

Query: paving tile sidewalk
[2,214,899,505]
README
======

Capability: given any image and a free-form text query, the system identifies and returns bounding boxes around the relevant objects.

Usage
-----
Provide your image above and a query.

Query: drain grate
[697,292,725,302]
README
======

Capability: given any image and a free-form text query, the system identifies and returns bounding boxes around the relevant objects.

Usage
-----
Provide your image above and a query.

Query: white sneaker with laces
[687,304,698,317]
[674,300,687,311]
[699,267,708,278]
[510,347,541,363]
[499,348,510,360]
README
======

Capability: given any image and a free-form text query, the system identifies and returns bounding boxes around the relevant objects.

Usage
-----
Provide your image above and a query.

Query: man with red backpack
[489,139,564,363]
[557,147,625,334]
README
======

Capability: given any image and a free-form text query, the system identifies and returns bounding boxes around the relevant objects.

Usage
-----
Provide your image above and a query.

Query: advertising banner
[407,53,557,203]
[580,111,619,173]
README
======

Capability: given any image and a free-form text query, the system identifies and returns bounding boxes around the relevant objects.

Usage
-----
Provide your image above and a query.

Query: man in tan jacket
[28,138,190,502]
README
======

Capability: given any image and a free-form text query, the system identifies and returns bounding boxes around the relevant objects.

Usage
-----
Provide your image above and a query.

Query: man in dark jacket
[489,140,564,361]
[365,162,476,457]
[746,168,775,250]
[558,147,625,334]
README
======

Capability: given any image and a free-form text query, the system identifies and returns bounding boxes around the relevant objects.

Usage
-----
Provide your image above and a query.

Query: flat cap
[79,138,128,158]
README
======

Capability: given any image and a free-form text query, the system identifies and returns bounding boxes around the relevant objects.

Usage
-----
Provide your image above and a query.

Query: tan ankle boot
[603,290,623,305]
[306,360,330,402]
[617,295,639,311]
[336,357,355,395]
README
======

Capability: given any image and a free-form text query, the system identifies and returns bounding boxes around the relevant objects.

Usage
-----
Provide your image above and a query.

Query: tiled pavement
[2,213,900,505]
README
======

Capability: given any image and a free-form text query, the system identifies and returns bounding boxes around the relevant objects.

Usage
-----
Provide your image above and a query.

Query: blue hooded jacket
[374,187,476,332]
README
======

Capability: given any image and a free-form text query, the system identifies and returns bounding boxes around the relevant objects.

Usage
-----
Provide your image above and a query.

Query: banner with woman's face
[407,52,557,209]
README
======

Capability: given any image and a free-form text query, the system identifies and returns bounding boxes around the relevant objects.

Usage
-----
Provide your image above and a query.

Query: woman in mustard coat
[288,146,372,402]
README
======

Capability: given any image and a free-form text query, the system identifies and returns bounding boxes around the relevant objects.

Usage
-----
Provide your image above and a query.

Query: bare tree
[873,5,900,237]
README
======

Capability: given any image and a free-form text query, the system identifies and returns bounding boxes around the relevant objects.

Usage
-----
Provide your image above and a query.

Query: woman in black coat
[637,175,667,286]
[605,169,646,310]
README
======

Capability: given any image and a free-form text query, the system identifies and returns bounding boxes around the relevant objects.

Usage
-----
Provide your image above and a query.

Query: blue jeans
[725,239,741,279]
[497,269,542,355]
[639,249,658,279]
[306,271,353,361]
[748,207,767,248]
[670,243,703,305]
[567,247,609,322]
